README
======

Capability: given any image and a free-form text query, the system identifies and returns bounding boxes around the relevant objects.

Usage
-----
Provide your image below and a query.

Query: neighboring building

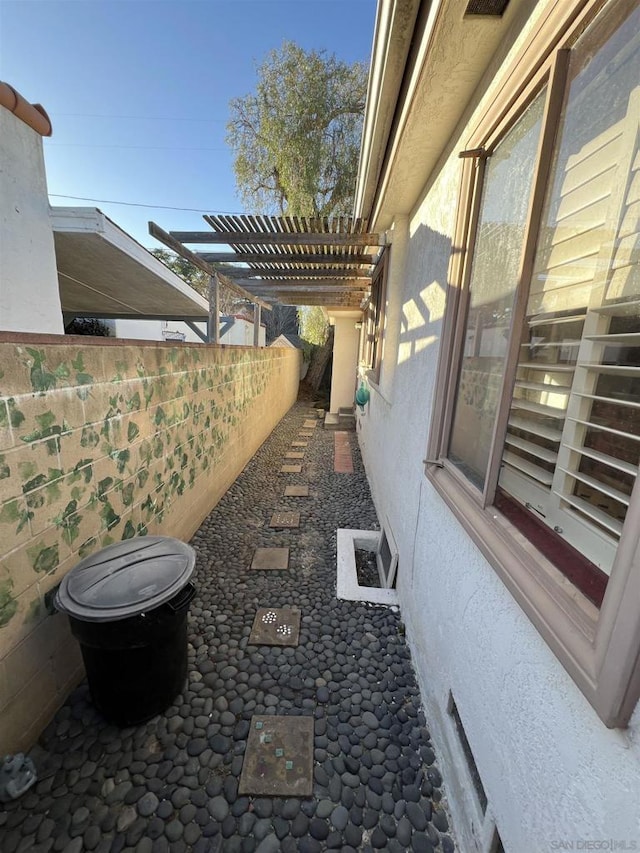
[270,333,308,378]
[0,83,63,333]
[105,315,266,347]
[354,1,639,850]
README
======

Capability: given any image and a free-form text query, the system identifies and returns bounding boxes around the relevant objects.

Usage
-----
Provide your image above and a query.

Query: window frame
[361,248,389,382]
[425,0,640,727]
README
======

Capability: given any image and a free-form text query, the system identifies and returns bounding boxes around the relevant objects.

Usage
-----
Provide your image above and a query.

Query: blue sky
[0,0,376,247]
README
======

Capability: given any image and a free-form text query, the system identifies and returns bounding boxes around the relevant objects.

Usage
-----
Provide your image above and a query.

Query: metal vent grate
[465,0,510,16]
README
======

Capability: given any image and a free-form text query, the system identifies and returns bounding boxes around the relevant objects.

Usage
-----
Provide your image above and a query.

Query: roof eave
[355,0,531,231]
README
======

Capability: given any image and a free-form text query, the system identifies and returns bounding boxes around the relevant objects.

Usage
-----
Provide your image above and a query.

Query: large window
[427,0,640,726]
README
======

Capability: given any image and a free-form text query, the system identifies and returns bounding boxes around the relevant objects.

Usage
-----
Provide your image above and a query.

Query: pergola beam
[198,251,378,265]
[231,279,369,290]
[170,230,381,247]
[249,285,368,294]
[222,268,372,280]
[148,221,272,311]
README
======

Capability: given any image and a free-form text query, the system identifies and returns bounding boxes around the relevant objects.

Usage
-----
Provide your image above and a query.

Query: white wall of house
[107,317,265,346]
[359,183,640,853]
[0,109,63,333]
[356,4,640,852]
[329,312,361,413]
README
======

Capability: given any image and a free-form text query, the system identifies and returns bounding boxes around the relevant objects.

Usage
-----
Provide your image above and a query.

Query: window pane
[448,91,546,489]
[499,4,640,580]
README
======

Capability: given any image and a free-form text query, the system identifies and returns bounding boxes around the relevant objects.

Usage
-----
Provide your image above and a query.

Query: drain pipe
[0,82,52,136]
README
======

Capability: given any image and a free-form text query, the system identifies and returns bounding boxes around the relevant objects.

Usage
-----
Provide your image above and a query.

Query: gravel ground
[0,399,456,853]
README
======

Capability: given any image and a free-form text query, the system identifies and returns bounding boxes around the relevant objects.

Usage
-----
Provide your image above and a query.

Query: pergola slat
[197,252,377,265]
[171,231,381,247]
[151,213,380,310]
[223,268,372,280]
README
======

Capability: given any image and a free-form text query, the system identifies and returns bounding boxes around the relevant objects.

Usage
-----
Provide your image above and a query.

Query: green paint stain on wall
[127,391,141,411]
[81,426,100,448]
[114,449,130,474]
[79,537,97,559]
[25,347,69,392]
[0,580,18,627]
[25,597,44,623]
[122,520,136,539]
[72,353,93,387]
[100,502,120,531]
[21,411,71,455]
[8,400,25,430]
[30,543,59,574]
[97,477,114,498]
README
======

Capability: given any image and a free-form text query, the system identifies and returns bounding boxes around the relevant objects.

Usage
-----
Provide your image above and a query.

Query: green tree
[298,306,328,346]
[227,41,368,217]
[150,248,240,313]
[149,248,210,297]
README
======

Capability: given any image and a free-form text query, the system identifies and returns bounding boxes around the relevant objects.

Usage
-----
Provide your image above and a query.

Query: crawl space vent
[465,0,510,16]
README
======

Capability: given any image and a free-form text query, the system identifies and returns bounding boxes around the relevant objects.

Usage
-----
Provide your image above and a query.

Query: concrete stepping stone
[269,511,300,528]
[280,464,302,473]
[291,441,308,447]
[285,451,304,459]
[249,607,301,646]
[251,547,290,571]
[284,485,309,497]
[299,431,313,438]
[239,715,313,797]
[303,420,317,428]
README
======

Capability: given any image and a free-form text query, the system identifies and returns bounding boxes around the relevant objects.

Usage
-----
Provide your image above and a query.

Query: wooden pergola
[149,214,383,343]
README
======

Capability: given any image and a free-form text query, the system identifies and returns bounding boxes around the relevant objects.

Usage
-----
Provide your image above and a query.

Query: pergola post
[208,273,220,343]
[253,303,261,347]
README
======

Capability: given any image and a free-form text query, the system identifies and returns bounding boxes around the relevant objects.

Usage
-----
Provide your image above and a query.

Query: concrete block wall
[0,335,300,753]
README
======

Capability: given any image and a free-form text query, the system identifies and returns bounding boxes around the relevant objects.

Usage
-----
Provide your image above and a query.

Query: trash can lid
[54,536,196,622]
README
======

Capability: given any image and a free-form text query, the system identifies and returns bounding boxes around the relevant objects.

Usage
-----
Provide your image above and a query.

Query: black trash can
[55,536,196,726]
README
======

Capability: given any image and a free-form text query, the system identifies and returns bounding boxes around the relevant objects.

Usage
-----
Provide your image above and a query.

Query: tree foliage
[150,248,240,313]
[298,306,329,346]
[263,304,299,344]
[227,41,368,217]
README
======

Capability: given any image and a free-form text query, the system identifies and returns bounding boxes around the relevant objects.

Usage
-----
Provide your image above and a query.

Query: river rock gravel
[0,398,456,852]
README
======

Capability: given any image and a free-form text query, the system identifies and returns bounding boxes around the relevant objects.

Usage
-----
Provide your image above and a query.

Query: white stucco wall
[0,109,63,333]
[330,315,361,413]
[356,3,640,850]
[110,318,265,346]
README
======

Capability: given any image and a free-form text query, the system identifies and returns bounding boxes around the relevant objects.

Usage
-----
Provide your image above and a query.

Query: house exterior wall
[329,316,360,413]
[109,318,265,346]
[0,110,63,334]
[0,335,299,754]
[356,3,640,850]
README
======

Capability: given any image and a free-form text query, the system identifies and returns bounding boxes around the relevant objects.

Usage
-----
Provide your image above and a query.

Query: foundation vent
[464,0,510,16]
[448,693,488,813]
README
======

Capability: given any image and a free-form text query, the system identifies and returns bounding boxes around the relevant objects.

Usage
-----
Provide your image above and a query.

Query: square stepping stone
[249,607,301,646]
[239,715,313,797]
[280,464,302,473]
[303,420,317,428]
[284,485,309,497]
[291,441,308,447]
[285,451,304,460]
[299,431,313,438]
[251,547,290,571]
[269,511,300,528]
